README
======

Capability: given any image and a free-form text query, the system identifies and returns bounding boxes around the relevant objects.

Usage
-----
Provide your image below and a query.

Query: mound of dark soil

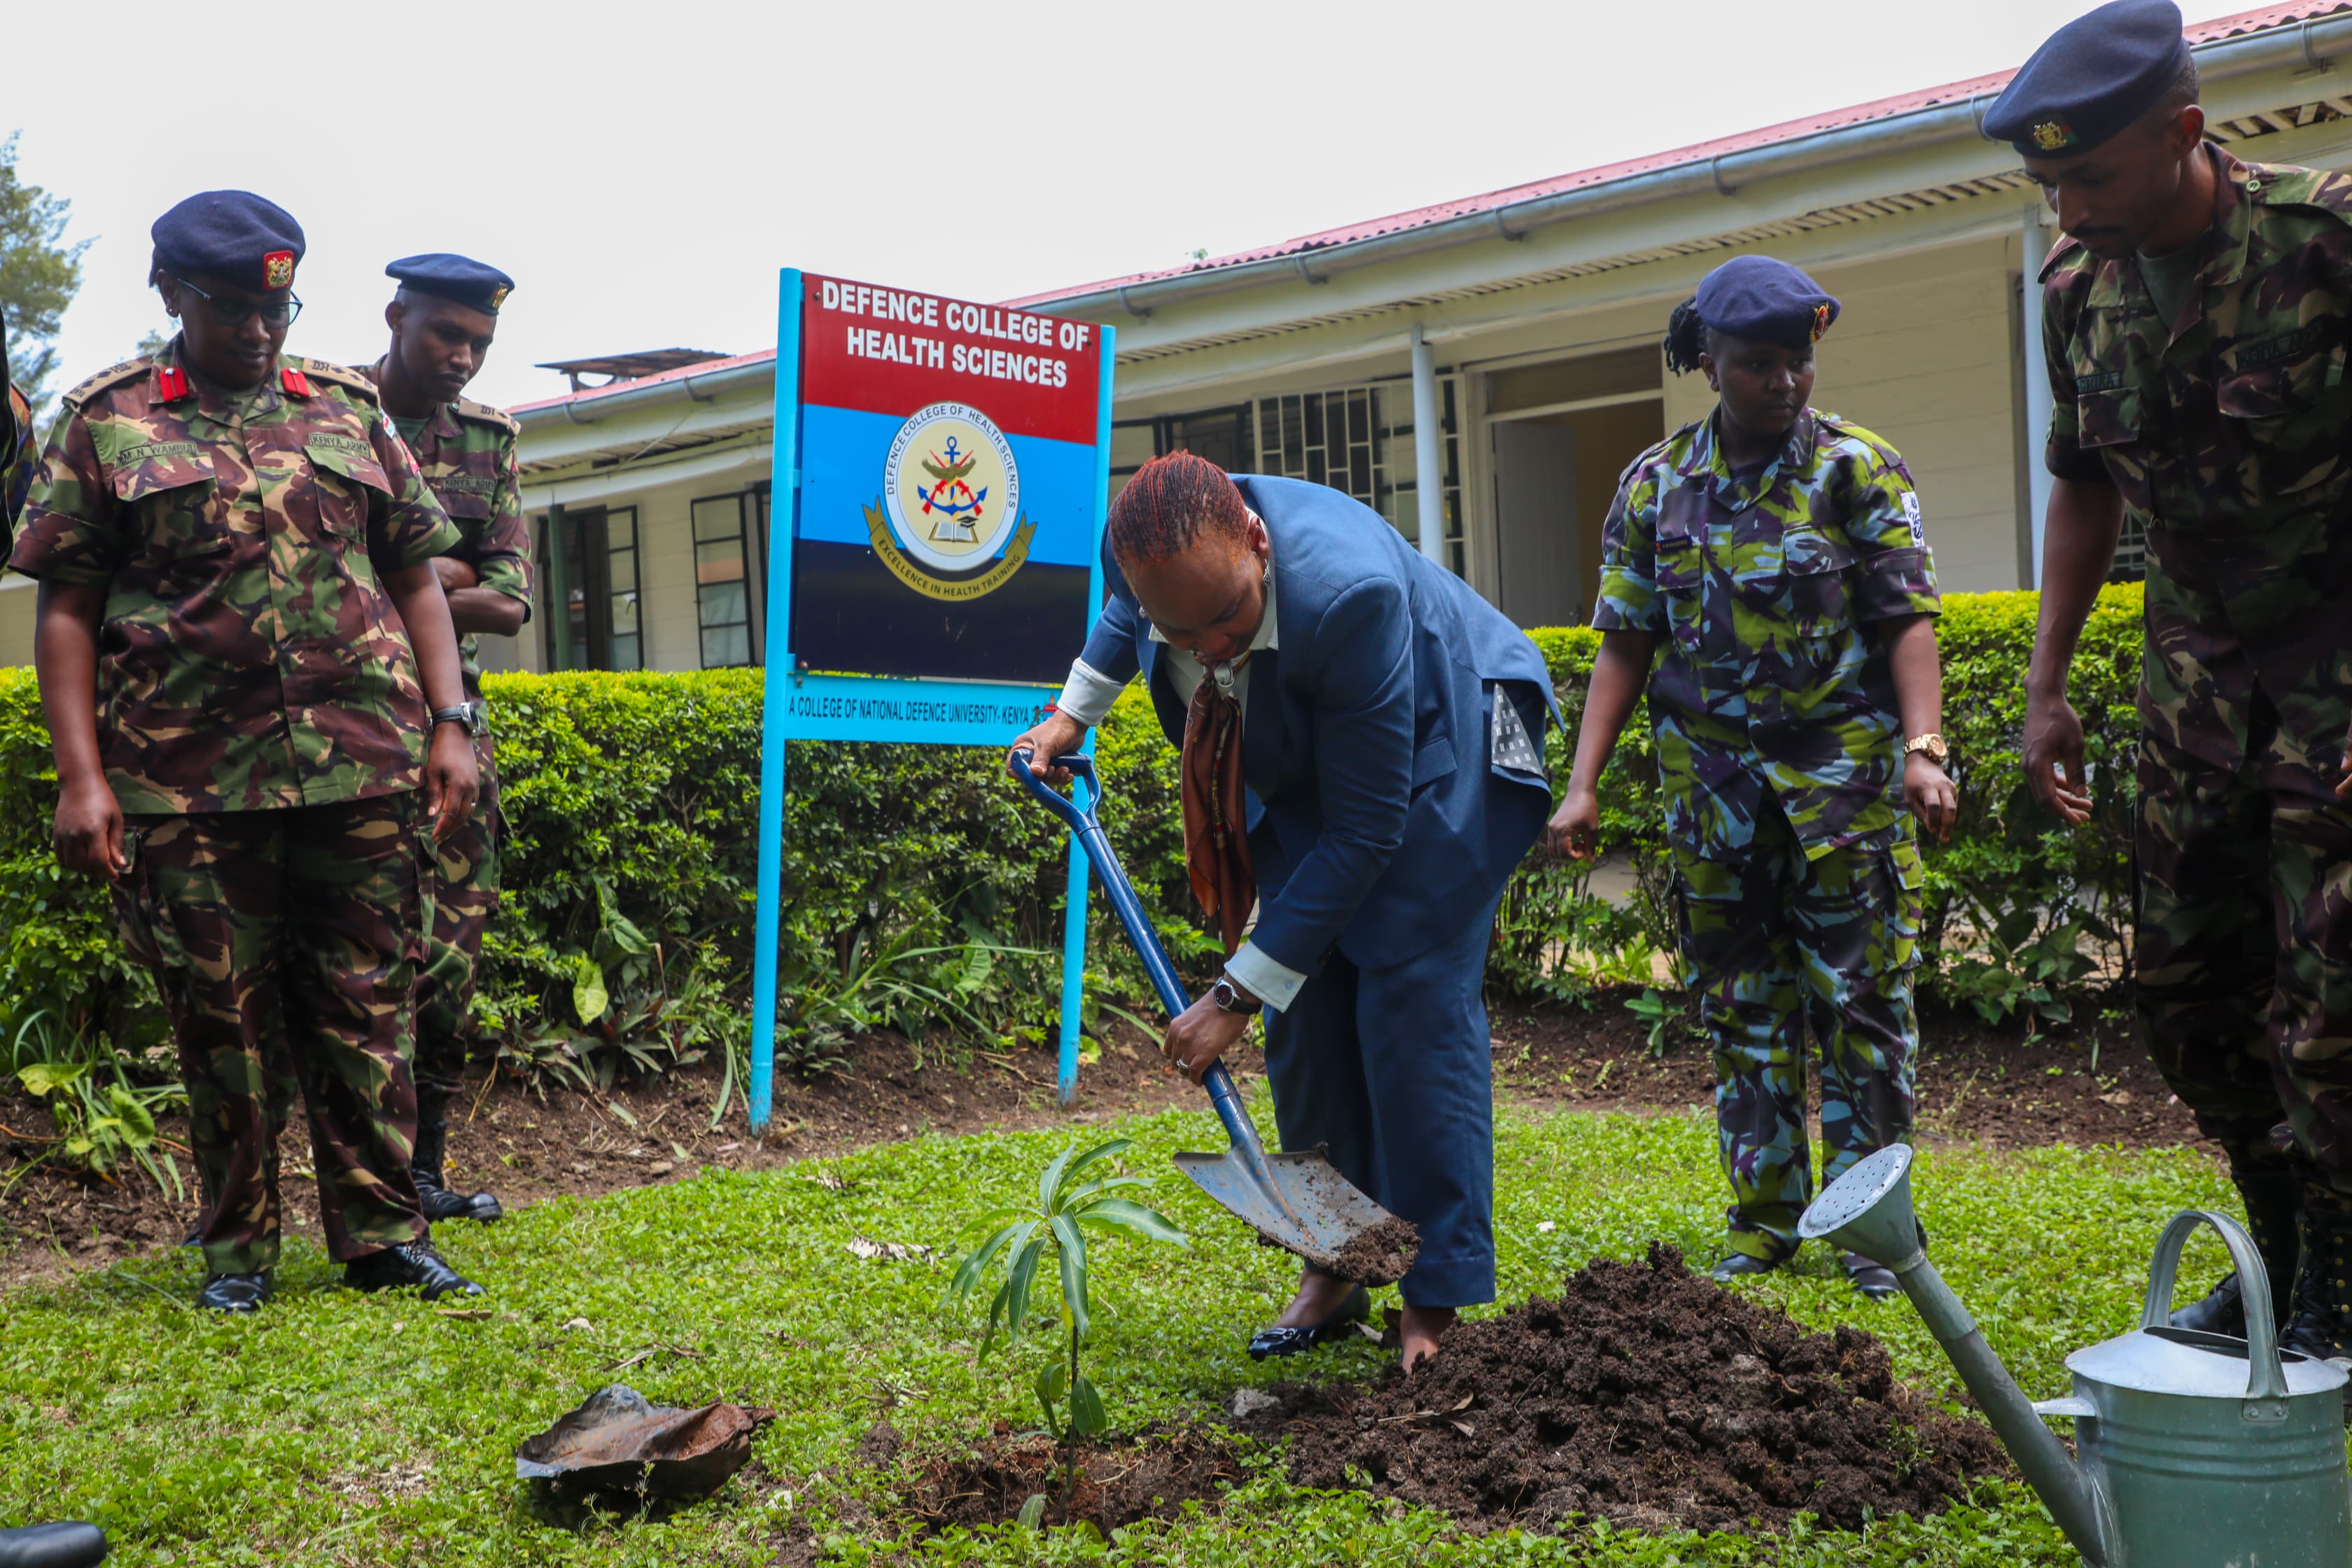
[899,1422,1250,1536]
[1238,1242,2008,1534]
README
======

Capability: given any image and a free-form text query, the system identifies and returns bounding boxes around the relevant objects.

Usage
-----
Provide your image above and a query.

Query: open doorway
[1485,346,1665,629]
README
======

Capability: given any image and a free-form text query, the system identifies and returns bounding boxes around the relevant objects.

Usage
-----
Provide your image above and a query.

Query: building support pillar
[545,501,575,671]
[2021,202,2058,588]
[1410,323,1448,571]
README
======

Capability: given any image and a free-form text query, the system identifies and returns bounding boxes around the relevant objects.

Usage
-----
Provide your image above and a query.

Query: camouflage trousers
[413,750,499,1116]
[115,794,428,1275]
[1675,803,1924,1262]
[2136,689,2352,1200]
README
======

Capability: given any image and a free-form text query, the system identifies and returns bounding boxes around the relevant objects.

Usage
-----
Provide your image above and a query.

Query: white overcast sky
[9,0,2258,410]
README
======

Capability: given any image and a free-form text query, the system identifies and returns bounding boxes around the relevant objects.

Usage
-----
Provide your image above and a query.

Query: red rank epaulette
[155,365,189,402]
[281,367,312,398]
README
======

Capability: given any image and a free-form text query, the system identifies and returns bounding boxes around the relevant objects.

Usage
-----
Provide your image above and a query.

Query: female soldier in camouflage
[1551,255,1957,1298]
[10,192,484,1312]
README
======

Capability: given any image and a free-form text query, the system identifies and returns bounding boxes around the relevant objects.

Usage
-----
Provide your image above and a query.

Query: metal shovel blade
[1174,1144,1418,1285]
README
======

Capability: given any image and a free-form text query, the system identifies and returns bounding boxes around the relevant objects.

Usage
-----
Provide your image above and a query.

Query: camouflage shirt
[362,360,531,704]
[7,341,460,814]
[1594,408,1942,863]
[1,382,33,549]
[2041,146,2352,759]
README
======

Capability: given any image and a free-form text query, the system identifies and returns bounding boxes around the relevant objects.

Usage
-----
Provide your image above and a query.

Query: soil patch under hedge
[1,993,2200,1290]
[894,1245,2009,1538]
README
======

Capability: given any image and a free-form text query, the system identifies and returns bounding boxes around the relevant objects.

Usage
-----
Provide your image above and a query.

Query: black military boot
[2280,1202,2352,1376]
[2170,1165,2301,1336]
[411,1110,503,1224]
[196,1270,272,1313]
[344,1237,485,1300]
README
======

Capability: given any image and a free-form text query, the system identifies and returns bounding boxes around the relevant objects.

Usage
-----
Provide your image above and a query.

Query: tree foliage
[0,132,88,413]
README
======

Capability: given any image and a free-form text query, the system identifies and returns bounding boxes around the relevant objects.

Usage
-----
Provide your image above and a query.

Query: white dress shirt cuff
[1055,659,1126,727]
[1225,941,1307,1014]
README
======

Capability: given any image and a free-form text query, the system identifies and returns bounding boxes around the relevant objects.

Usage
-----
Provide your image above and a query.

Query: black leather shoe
[414,1167,505,1224]
[412,1114,503,1224]
[196,1271,272,1313]
[1840,1252,1900,1301]
[1248,1284,1370,1360]
[344,1238,484,1300]
[2171,1165,2300,1337]
[1709,1252,1779,1284]
[0,1520,109,1568]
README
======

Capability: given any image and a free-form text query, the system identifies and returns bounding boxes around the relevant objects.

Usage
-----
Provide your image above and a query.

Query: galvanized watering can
[1800,1144,2351,1567]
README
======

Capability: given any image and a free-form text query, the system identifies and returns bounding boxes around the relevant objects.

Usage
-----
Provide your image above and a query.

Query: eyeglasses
[174,277,303,328]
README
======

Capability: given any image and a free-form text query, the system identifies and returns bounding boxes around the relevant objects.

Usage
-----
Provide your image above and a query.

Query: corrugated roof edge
[514,0,2348,418]
[510,345,778,416]
[1005,0,2351,308]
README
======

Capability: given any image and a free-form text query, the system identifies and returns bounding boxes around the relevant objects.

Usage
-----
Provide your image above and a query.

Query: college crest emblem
[262,249,296,289]
[864,401,1035,601]
[2031,120,2077,153]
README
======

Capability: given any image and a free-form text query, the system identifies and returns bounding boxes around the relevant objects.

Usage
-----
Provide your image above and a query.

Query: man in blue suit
[1011,452,1553,1371]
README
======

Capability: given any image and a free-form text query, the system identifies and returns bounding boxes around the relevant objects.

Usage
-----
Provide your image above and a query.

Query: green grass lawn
[0,1096,2232,1567]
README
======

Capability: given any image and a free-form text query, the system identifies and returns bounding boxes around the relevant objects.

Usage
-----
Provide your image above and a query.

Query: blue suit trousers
[1260,775,1547,1310]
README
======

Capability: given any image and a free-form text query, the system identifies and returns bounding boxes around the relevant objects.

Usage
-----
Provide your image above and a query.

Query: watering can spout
[1800,1147,2114,1568]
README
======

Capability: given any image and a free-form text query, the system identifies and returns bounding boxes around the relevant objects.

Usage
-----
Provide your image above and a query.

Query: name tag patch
[306,433,374,460]
[2073,370,2125,395]
[431,473,497,494]
[115,440,201,466]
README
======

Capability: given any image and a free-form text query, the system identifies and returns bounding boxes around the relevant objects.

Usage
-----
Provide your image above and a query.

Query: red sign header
[799,273,1102,447]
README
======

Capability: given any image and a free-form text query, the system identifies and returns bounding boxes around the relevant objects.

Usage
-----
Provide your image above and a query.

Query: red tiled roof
[1007,1,2352,308]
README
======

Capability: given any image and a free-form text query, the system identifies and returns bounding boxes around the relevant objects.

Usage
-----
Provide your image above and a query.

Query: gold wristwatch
[1903,734,1949,764]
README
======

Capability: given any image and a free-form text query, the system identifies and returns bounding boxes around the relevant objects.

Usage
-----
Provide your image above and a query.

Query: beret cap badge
[2031,120,2079,152]
[488,285,511,310]
[262,250,295,289]
[1811,302,1833,342]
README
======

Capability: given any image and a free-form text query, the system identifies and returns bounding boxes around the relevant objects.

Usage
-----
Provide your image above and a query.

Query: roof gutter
[1037,13,2352,323]
[512,355,776,430]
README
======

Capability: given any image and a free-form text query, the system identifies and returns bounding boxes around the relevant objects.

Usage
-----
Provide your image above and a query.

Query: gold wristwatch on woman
[1903,734,1949,764]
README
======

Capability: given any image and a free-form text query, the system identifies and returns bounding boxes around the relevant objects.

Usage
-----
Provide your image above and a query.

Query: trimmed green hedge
[0,585,2148,1066]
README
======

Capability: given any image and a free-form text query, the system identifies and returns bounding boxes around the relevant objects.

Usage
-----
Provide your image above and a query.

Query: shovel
[1011,748,1415,1283]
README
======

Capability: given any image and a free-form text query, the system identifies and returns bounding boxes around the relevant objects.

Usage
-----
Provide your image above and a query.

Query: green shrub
[0,587,2151,1086]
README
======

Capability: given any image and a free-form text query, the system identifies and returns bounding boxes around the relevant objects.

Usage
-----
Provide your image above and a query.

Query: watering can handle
[2141,1209,2290,1402]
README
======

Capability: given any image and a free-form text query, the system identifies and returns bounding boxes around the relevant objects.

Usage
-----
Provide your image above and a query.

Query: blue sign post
[747,269,1114,1133]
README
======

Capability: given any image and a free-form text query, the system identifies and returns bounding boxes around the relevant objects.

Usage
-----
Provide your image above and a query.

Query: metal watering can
[1800,1144,2351,1567]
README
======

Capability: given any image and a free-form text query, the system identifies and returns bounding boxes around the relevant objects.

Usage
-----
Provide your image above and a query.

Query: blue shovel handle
[1009,747,1266,1159]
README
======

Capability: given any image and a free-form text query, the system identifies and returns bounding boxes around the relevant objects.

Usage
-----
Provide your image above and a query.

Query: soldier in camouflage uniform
[361,254,530,1225]
[1996,0,2352,1359]
[8,192,486,1311]
[1553,256,1957,1297]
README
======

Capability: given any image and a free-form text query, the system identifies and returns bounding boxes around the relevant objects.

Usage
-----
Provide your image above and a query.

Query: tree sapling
[945,1136,1187,1523]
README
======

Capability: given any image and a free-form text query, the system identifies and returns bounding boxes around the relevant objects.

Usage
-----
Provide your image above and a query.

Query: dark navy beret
[386,253,514,314]
[1693,255,1840,349]
[1984,0,2192,158]
[150,191,305,292]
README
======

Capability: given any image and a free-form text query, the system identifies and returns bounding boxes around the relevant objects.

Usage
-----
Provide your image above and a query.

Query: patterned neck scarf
[1180,652,1255,955]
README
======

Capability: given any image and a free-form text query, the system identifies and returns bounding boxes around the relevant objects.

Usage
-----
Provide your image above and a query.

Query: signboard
[748,270,1115,1128]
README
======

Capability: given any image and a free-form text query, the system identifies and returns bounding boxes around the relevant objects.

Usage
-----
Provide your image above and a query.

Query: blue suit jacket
[1078,475,1555,974]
